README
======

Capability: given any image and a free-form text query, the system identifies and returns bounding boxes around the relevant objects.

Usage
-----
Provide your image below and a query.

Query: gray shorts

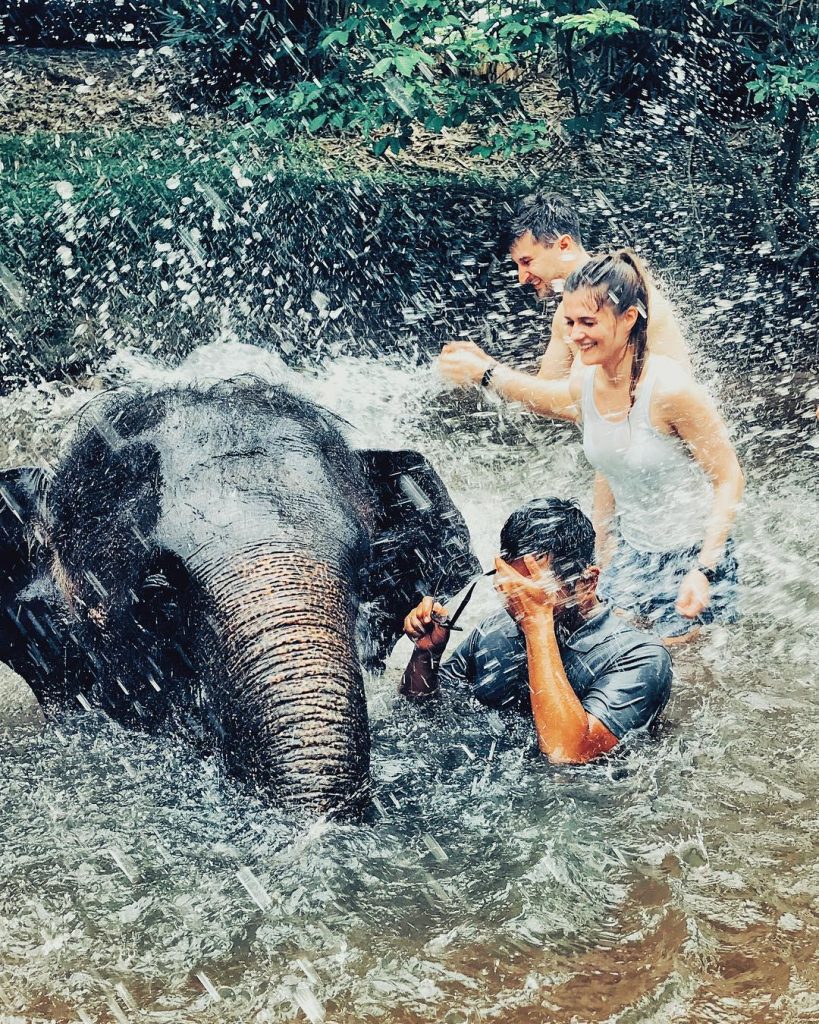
[598,536,740,639]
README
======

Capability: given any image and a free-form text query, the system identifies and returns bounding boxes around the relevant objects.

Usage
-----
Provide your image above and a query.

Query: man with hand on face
[507,192,691,380]
[400,498,672,764]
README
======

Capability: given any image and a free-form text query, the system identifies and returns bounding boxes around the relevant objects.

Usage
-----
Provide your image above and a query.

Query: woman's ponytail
[613,249,650,406]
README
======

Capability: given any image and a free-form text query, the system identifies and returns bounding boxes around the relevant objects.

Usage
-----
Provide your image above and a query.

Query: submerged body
[0,378,478,813]
[436,604,671,738]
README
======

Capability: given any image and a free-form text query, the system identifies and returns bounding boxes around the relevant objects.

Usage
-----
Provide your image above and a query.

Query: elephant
[0,377,479,815]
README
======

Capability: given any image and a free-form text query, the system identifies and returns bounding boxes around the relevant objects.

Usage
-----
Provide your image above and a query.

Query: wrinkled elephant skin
[0,379,479,815]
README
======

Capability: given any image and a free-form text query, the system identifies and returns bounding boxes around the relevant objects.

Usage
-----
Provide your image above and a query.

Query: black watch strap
[697,561,718,584]
[480,363,498,388]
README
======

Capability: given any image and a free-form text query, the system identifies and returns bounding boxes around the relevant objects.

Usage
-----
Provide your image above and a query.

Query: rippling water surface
[0,343,816,1022]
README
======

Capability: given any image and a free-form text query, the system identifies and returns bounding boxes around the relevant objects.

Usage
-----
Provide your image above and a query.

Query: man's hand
[675,567,710,619]
[400,596,450,700]
[403,596,450,654]
[439,341,495,387]
[494,554,561,627]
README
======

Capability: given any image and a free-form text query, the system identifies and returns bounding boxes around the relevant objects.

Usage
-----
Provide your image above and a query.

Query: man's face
[509,231,569,299]
[501,553,574,620]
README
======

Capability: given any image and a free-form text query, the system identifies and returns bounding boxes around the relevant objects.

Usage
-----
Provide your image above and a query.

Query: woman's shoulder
[648,354,694,391]
[646,355,699,409]
[647,356,716,421]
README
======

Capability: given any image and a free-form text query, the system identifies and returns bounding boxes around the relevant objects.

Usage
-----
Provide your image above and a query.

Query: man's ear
[356,449,481,671]
[558,234,575,252]
[579,564,601,597]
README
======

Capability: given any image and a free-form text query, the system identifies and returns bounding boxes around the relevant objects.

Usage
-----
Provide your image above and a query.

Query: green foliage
[239,0,555,155]
[149,0,817,215]
[712,0,819,204]
[554,8,640,38]
[24,0,806,207]
[748,61,819,107]
[159,0,326,90]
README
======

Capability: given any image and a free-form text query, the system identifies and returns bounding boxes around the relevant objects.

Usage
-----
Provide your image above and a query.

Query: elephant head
[0,378,479,815]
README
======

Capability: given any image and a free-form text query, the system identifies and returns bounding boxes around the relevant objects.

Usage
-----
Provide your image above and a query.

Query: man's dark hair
[499,497,595,585]
[507,192,583,249]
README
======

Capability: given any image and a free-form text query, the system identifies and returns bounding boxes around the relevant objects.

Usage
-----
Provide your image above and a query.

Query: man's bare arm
[400,647,441,700]
[495,555,619,765]
[537,299,574,380]
[399,597,450,700]
[523,606,619,764]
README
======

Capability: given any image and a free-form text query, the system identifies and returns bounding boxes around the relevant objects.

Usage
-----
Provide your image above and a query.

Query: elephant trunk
[200,548,370,815]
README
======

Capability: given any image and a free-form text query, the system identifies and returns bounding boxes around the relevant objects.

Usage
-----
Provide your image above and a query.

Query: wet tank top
[581,361,711,552]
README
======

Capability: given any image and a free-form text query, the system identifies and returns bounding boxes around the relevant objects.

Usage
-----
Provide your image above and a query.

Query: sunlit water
[0,342,816,1023]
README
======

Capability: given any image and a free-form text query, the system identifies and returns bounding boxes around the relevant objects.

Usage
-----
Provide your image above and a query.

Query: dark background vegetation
[0,0,816,390]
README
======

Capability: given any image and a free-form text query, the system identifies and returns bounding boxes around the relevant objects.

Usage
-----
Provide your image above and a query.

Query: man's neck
[559,248,590,284]
[555,599,605,638]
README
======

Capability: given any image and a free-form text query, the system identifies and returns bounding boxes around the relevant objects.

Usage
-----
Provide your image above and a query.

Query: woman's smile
[562,289,632,368]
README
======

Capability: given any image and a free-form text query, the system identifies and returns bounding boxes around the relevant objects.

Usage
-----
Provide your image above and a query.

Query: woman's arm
[660,378,745,617]
[592,474,617,568]
[439,341,580,422]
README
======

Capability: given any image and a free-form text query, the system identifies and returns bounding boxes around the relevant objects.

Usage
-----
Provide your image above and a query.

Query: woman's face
[562,288,636,366]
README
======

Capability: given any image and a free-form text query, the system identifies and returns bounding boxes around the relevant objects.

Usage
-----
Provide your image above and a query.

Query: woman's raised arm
[439,341,580,422]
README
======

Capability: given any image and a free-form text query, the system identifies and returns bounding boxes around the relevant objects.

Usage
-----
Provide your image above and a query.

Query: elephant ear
[0,465,42,541]
[0,467,46,600]
[0,468,70,698]
[0,467,94,704]
[357,449,481,671]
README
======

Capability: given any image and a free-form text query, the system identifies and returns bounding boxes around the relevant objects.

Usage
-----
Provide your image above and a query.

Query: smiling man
[508,193,691,379]
[400,498,672,764]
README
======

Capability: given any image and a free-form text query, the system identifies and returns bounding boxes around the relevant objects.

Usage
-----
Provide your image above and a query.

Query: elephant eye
[143,572,172,592]
[132,553,192,625]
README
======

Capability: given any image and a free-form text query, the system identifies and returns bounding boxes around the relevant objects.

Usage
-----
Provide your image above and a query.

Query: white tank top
[581,361,711,552]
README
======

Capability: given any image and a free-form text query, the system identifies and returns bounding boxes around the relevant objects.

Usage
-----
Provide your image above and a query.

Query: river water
[0,340,816,1023]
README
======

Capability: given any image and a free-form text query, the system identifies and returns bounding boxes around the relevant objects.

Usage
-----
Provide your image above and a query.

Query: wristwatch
[697,561,718,584]
[480,362,498,388]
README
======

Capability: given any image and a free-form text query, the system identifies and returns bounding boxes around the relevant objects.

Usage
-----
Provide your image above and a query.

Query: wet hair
[563,248,650,407]
[499,497,595,586]
[507,192,582,249]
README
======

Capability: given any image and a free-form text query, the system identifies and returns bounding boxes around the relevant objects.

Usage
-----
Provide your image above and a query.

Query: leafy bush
[158,0,345,91]
[238,0,556,157]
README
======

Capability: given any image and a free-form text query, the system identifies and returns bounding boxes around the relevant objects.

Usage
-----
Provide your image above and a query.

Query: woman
[439,249,744,643]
